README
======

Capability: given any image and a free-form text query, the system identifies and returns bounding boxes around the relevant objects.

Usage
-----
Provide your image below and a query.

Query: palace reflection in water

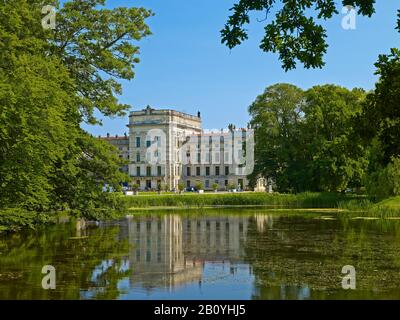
[126,214,271,291]
[3,211,400,300]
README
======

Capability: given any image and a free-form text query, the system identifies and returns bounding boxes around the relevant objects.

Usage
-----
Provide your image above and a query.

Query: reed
[121,192,354,209]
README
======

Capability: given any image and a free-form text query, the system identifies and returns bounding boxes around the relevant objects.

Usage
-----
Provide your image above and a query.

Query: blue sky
[82,0,400,136]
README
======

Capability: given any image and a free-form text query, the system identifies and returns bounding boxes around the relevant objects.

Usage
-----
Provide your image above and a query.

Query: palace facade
[102,106,251,191]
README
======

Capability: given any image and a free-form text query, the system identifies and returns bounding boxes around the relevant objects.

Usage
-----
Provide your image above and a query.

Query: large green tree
[302,85,367,192]
[358,49,400,166]
[0,0,151,217]
[248,83,367,192]
[221,0,399,70]
[248,83,306,192]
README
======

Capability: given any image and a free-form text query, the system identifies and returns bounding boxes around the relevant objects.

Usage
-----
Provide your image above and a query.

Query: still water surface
[1,209,400,300]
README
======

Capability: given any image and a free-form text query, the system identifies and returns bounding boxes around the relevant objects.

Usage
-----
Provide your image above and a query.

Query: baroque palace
[101,106,254,191]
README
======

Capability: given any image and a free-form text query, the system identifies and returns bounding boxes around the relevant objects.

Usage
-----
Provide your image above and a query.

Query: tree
[358,49,400,166]
[248,83,367,192]
[248,83,305,192]
[0,1,151,218]
[178,182,185,194]
[302,85,367,192]
[221,0,398,70]
[195,182,204,191]
[50,0,153,124]
[212,183,219,192]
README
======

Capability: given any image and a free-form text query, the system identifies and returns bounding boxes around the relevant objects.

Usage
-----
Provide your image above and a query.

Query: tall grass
[121,192,353,209]
[338,196,400,217]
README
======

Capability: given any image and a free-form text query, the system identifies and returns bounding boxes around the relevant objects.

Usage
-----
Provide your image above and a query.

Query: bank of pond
[1,192,400,232]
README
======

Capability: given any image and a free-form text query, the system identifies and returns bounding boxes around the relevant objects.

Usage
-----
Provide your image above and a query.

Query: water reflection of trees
[3,212,400,300]
[245,214,400,299]
[0,221,130,300]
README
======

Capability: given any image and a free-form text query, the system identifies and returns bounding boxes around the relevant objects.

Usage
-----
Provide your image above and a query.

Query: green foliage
[249,83,367,193]
[366,157,400,200]
[221,0,384,70]
[248,83,305,191]
[51,0,153,124]
[227,182,236,191]
[195,182,204,191]
[178,182,185,192]
[212,183,219,191]
[358,49,400,166]
[302,85,367,191]
[0,209,55,232]
[0,0,150,226]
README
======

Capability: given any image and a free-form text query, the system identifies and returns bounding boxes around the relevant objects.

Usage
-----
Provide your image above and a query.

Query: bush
[178,182,185,192]
[227,183,236,191]
[366,157,400,199]
[195,182,204,191]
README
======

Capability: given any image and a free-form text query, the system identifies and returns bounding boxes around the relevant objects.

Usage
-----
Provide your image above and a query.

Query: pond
[1,209,400,300]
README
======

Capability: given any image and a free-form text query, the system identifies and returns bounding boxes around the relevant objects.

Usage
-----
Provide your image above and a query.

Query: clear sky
[82,0,400,136]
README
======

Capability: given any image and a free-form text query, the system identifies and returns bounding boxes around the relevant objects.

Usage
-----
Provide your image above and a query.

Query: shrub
[366,157,400,199]
[195,182,204,191]
[178,182,185,193]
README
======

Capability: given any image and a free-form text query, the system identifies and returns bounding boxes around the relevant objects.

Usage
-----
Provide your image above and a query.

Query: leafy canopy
[221,0,399,70]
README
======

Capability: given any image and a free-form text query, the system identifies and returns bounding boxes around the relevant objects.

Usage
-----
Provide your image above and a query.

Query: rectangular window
[146,166,152,176]
[206,167,210,176]
[136,137,141,148]
[136,180,140,186]
[205,180,210,188]
[136,166,141,176]
[197,153,201,163]
[225,180,228,186]
[157,166,162,176]
[225,166,229,175]
[215,152,220,163]
[146,180,151,189]
[186,180,191,188]
[215,166,220,176]
[136,152,140,162]
[187,167,191,176]
[196,167,200,176]
[146,140,151,148]
[224,152,229,162]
